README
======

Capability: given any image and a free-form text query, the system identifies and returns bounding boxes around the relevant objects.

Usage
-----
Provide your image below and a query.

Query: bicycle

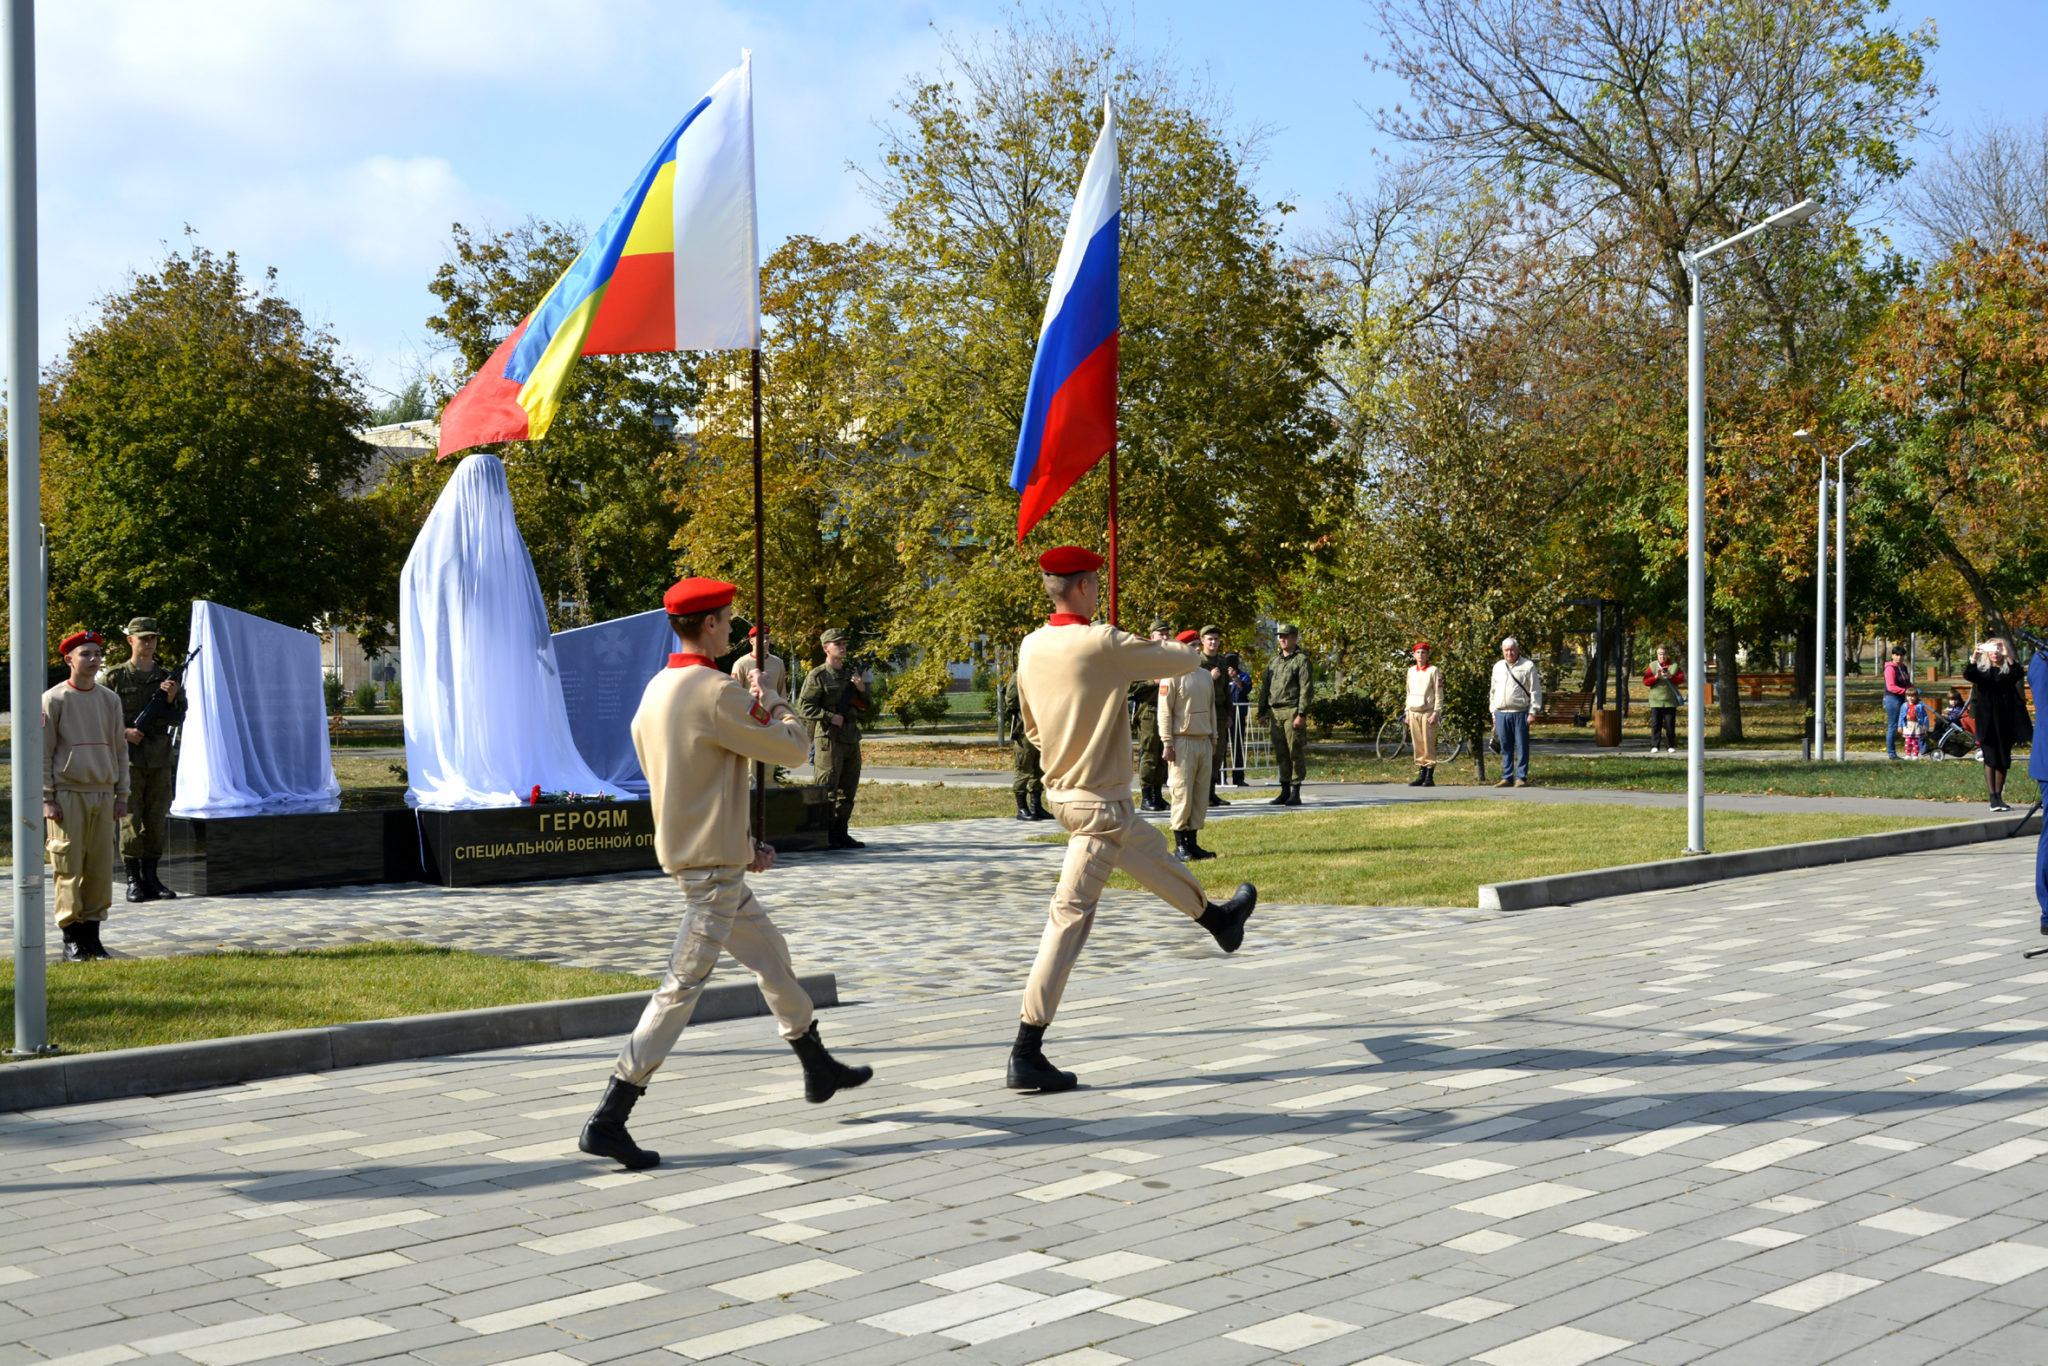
[1375,716,1466,762]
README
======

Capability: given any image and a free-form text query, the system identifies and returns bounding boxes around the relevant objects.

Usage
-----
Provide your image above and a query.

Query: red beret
[1038,545,1103,574]
[663,577,735,615]
[1413,641,1432,652]
[58,630,102,657]
[1176,629,1200,644]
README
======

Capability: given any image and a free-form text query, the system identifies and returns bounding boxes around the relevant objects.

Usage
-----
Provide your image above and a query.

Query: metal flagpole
[750,348,767,838]
[1105,447,1118,628]
[5,0,49,1057]
[1814,471,1827,758]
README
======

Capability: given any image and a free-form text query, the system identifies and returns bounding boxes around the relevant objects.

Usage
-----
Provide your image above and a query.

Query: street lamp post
[1796,430,1870,763]
[1836,447,1850,761]
[1814,461,1828,757]
[1682,198,1819,854]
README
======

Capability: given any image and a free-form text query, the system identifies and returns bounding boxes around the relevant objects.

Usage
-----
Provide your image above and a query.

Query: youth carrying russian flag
[1011,98,1120,542]
[438,53,761,456]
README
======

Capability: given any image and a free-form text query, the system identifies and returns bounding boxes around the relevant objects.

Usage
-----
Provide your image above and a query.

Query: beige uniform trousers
[1167,736,1212,832]
[613,865,816,1086]
[49,789,116,927]
[1406,710,1439,768]
[1022,798,1206,1025]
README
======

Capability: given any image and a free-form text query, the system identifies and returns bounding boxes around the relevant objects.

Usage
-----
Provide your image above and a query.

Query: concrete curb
[1479,812,2041,912]
[0,972,837,1113]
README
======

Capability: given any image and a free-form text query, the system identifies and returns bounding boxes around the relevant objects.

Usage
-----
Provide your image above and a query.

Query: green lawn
[1300,752,2039,804]
[1,942,653,1058]
[1048,800,1954,908]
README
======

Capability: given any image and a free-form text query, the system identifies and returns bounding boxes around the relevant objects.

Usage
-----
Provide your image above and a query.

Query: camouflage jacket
[103,661,186,768]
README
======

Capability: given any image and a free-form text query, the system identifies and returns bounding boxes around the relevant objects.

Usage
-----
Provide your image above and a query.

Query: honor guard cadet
[1258,622,1316,805]
[104,616,186,903]
[797,628,869,850]
[1162,628,1218,861]
[1001,671,1053,822]
[1197,625,1232,807]
[1130,618,1171,812]
[1008,546,1257,1092]
[43,631,129,961]
[578,578,870,1170]
[730,625,787,695]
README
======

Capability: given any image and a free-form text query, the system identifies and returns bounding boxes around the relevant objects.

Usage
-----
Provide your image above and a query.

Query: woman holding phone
[1964,638,2032,811]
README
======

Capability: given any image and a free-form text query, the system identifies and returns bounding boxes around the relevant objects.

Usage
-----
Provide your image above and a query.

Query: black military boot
[124,859,151,904]
[144,861,177,900]
[1422,767,1437,787]
[1268,783,1291,806]
[1406,767,1426,787]
[60,922,88,962]
[1198,882,1258,953]
[82,920,111,960]
[578,1077,660,1169]
[829,818,867,850]
[1028,793,1055,822]
[1015,795,1034,821]
[1143,786,1169,812]
[1007,1022,1077,1092]
[1210,788,1230,807]
[1173,829,1192,859]
[1285,784,1305,806]
[788,1021,873,1103]
[1185,830,1217,861]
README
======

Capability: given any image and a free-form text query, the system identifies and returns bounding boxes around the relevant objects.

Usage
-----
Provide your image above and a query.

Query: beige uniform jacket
[43,680,129,801]
[1017,617,1199,805]
[1161,666,1215,740]
[631,654,810,873]
[730,651,787,696]
[1405,664,1443,716]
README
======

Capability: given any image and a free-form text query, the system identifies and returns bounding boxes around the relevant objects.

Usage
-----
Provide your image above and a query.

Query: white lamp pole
[1836,446,1851,760]
[1814,464,1827,755]
[1681,198,1819,854]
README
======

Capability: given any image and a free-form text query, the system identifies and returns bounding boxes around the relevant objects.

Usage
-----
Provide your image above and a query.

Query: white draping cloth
[171,600,341,816]
[400,452,625,809]
[553,609,673,796]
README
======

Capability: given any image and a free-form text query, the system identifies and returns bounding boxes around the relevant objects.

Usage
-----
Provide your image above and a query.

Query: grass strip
[0,941,652,1057]
[1043,800,1952,908]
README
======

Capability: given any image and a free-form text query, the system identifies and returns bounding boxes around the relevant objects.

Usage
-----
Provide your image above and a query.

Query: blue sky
[27,0,2045,400]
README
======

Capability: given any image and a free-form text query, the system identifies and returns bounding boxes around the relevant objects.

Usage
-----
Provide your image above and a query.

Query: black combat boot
[1007,1022,1077,1092]
[829,818,867,850]
[1028,792,1055,822]
[578,1077,660,1170]
[1406,767,1426,787]
[1144,786,1169,812]
[144,861,177,900]
[1016,795,1034,821]
[1198,882,1258,953]
[1422,767,1437,787]
[60,922,88,962]
[1185,829,1217,861]
[788,1021,873,1103]
[1210,788,1230,807]
[124,859,151,904]
[82,920,111,960]
[1285,784,1305,806]
[1173,829,1192,859]
[1268,783,1291,806]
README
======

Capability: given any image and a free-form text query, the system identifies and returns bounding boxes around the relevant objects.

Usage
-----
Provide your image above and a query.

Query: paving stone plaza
[5,824,2048,1365]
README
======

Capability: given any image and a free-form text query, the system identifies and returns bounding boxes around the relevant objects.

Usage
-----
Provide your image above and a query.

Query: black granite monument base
[161,785,835,896]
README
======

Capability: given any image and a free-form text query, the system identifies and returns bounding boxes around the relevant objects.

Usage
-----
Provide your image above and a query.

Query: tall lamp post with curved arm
[1795,429,1870,763]
[1682,198,1820,855]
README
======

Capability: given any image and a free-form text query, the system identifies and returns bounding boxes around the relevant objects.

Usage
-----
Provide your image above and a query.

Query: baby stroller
[1927,709,1979,761]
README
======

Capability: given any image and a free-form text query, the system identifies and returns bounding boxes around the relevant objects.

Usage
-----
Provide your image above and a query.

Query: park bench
[1530,690,1592,725]
[1704,672,1799,703]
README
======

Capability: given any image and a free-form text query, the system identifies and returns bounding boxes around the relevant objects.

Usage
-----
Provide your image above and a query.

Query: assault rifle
[129,646,199,737]
[825,650,877,738]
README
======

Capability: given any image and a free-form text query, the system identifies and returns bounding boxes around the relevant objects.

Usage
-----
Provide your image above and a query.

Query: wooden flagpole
[1106,447,1119,628]
[751,347,767,839]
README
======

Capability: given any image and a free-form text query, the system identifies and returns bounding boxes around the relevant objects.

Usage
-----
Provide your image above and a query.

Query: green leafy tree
[39,243,391,651]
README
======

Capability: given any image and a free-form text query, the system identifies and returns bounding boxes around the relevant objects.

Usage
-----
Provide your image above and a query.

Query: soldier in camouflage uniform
[1257,623,1315,806]
[1000,675,1053,822]
[797,628,869,850]
[1131,618,1171,811]
[103,616,187,902]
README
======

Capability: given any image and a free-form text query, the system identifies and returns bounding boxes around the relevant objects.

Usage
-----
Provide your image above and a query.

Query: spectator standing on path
[797,628,869,850]
[1009,545,1255,1092]
[1644,645,1683,754]
[1199,626,1233,808]
[578,577,870,1171]
[43,630,129,962]
[103,616,185,904]
[1258,623,1315,806]
[1001,672,1053,822]
[1405,641,1443,787]
[1964,638,2031,812]
[1883,643,1912,760]
[1224,655,1254,786]
[2028,642,2046,931]
[1490,637,1543,787]
[1163,628,1219,861]
[1130,618,1172,812]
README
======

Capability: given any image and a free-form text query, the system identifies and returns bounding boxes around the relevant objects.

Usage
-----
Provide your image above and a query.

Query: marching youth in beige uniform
[1007,545,1259,1092]
[1161,627,1218,861]
[1405,641,1443,787]
[43,630,130,962]
[577,578,870,1170]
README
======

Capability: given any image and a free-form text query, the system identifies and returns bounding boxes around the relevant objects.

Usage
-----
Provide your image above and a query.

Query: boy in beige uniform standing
[1405,641,1443,787]
[1009,546,1257,1092]
[1162,627,1217,861]
[578,578,870,1170]
[43,630,129,962]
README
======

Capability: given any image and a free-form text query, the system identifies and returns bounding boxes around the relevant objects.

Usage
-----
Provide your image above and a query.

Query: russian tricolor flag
[1011,99,1119,543]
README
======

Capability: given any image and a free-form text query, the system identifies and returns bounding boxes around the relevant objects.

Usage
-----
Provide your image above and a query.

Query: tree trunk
[1792,619,1814,704]
[1941,543,2009,638]
[1472,727,1488,781]
[1716,626,1744,741]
